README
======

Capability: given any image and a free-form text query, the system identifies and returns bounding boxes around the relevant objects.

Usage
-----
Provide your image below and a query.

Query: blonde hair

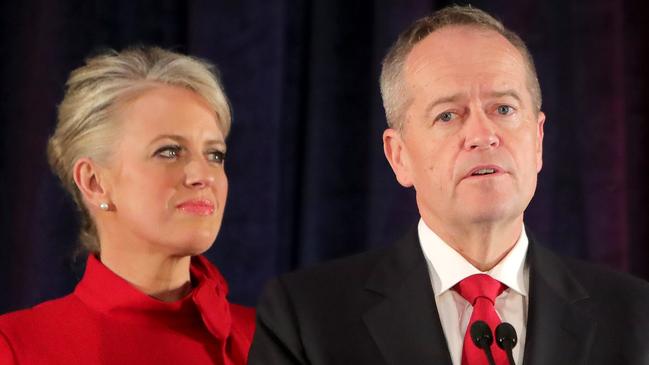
[48,46,231,253]
[380,5,542,130]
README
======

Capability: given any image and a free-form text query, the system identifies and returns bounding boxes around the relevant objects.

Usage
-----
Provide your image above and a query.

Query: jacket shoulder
[278,246,391,295]
[565,255,649,299]
[258,244,397,331]
[251,246,396,364]
[533,243,649,316]
[0,294,85,353]
[0,294,82,331]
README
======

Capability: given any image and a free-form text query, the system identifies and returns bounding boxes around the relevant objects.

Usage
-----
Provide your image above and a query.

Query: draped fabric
[0,255,254,364]
[1,0,648,312]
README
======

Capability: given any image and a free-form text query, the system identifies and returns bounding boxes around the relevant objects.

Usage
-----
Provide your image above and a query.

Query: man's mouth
[465,165,504,179]
[471,168,497,176]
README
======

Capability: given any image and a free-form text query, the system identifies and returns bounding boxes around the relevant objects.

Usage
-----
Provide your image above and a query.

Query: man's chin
[457,203,522,225]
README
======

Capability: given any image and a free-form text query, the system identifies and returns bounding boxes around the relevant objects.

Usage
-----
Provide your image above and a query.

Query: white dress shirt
[418,219,529,365]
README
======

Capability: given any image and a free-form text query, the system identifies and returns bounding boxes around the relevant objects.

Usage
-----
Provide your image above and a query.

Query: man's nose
[184,158,215,188]
[463,111,500,150]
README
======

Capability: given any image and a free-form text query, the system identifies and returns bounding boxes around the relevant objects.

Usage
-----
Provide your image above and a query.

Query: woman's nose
[183,159,215,188]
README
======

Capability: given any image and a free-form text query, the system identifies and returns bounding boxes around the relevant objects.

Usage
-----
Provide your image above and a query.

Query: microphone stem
[482,342,496,365]
[505,348,516,365]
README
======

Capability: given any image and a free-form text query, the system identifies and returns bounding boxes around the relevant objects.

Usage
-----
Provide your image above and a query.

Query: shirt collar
[418,219,529,297]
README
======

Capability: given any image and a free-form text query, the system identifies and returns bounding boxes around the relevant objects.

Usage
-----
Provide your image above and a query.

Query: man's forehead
[407,26,523,68]
[403,25,529,94]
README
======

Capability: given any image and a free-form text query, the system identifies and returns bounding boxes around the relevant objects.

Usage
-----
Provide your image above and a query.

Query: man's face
[383,26,545,232]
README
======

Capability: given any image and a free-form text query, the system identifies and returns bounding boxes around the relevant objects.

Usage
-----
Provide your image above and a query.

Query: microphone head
[495,322,518,350]
[470,320,493,349]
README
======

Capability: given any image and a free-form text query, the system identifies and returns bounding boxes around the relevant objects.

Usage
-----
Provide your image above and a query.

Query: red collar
[74,255,232,340]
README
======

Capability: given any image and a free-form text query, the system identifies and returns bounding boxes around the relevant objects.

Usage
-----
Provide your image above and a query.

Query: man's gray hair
[379,5,542,130]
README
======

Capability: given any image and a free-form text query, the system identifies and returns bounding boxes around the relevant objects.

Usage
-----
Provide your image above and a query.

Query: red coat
[0,255,255,364]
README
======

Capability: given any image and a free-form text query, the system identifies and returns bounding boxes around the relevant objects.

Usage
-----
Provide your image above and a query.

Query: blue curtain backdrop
[1,0,648,312]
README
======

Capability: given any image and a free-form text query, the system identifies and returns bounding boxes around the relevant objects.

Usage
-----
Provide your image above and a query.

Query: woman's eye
[207,150,226,164]
[497,105,513,115]
[436,111,456,122]
[155,145,182,159]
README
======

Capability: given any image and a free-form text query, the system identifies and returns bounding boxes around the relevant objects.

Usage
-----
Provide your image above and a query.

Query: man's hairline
[387,24,541,134]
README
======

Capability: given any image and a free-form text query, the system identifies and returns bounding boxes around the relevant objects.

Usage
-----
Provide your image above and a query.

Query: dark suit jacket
[249,227,649,364]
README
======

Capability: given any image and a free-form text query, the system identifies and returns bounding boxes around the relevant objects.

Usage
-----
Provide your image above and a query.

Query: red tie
[454,274,508,365]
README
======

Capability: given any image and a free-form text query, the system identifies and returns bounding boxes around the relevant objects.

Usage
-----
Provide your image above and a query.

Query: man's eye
[497,105,513,115]
[155,145,182,159]
[207,150,226,164]
[437,111,456,122]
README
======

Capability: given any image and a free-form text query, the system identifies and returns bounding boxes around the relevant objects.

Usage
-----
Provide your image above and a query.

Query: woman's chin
[160,231,218,257]
[186,235,218,255]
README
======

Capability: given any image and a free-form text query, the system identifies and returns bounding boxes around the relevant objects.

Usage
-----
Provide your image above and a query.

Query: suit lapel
[523,239,596,365]
[362,228,453,365]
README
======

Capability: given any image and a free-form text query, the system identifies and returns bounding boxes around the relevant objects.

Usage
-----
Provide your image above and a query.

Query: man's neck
[421,216,524,271]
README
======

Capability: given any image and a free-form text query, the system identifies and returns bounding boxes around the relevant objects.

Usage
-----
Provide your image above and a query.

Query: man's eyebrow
[425,93,464,114]
[487,90,522,102]
[424,90,523,114]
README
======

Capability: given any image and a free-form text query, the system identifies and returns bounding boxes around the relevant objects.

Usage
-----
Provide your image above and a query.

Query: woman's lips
[176,200,215,216]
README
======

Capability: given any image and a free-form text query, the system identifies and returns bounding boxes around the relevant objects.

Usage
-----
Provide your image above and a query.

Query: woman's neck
[98,246,193,302]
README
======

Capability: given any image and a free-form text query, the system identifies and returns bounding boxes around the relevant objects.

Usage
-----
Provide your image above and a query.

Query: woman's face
[99,85,228,256]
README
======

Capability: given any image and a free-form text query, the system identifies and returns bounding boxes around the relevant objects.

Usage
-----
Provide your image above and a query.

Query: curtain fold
[1,0,647,312]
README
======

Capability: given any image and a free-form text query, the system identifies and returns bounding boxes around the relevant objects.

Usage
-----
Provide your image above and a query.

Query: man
[249,5,649,365]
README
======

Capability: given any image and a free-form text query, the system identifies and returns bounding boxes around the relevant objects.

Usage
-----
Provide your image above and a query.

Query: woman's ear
[72,158,111,211]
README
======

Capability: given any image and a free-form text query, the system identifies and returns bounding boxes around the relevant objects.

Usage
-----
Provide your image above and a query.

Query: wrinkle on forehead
[403,26,530,102]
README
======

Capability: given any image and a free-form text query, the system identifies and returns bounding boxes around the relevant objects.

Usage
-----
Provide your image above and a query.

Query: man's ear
[535,111,546,173]
[383,128,414,187]
[72,158,111,211]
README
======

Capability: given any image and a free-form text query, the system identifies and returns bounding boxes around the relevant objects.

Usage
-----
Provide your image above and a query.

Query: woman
[0,47,254,364]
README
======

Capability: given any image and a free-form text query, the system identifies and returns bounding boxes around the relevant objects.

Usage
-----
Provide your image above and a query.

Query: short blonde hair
[48,46,231,253]
[380,5,542,130]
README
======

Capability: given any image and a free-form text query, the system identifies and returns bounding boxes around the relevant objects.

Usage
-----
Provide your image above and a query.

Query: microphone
[470,320,496,365]
[495,322,518,365]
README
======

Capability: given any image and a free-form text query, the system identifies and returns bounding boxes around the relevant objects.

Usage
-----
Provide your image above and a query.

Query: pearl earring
[99,202,109,211]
